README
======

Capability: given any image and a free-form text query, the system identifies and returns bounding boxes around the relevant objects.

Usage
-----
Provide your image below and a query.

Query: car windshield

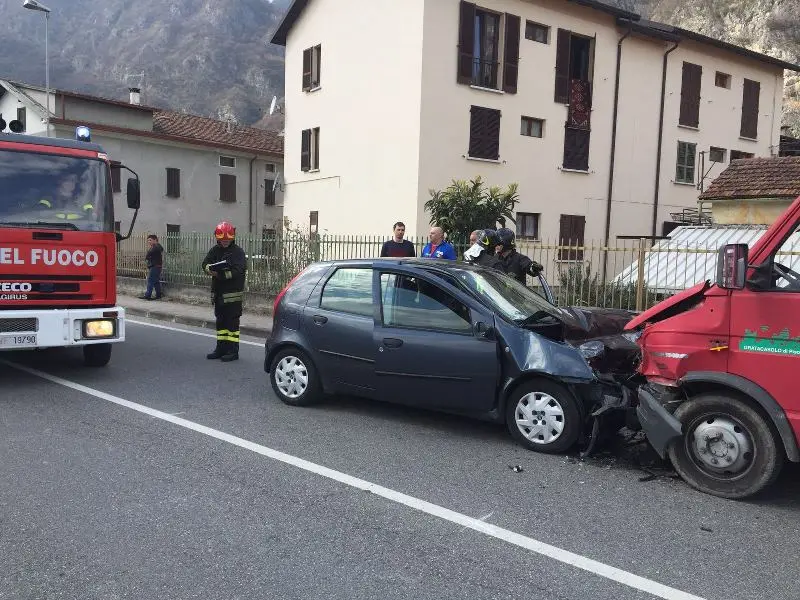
[0,149,112,232]
[445,266,566,324]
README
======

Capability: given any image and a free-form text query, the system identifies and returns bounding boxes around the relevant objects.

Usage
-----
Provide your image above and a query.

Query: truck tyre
[505,378,581,454]
[667,393,784,499]
[83,343,112,367]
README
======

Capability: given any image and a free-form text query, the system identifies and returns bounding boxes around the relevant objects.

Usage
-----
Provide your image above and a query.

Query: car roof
[312,257,486,274]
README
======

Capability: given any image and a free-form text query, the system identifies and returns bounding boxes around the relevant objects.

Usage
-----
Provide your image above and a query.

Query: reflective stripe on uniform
[82,203,93,212]
[218,331,240,343]
[55,213,81,220]
[38,199,52,208]
[223,270,233,280]
[216,329,230,340]
[222,291,243,304]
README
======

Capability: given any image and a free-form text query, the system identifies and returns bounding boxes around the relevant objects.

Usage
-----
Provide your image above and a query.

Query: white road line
[2,360,706,600]
[127,319,264,347]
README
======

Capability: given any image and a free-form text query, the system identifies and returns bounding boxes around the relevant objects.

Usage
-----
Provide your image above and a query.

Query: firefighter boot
[220,345,239,362]
[207,342,225,360]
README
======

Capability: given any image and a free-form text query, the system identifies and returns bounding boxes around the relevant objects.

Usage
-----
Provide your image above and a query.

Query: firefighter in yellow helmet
[37,173,93,220]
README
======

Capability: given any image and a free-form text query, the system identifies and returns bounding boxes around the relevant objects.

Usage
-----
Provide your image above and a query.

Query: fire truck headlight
[83,319,115,338]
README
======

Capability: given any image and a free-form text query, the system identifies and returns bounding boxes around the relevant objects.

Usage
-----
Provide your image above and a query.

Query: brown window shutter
[110,162,121,193]
[457,1,476,85]
[301,129,311,171]
[313,127,320,169]
[219,174,236,203]
[315,45,321,87]
[559,214,585,260]
[302,48,312,91]
[468,106,501,160]
[265,179,276,206]
[562,126,590,171]
[679,62,702,128]
[503,13,521,94]
[166,168,180,197]
[554,29,571,104]
[740,79,760,139]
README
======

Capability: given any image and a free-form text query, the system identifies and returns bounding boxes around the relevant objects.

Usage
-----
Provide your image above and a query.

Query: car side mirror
[126,177,141,210]
[716,243,748,290]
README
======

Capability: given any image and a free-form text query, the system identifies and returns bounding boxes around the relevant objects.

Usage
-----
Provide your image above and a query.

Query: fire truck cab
[0,127,140,367]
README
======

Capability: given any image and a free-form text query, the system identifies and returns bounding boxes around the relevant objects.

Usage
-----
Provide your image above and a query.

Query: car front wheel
[270,348,322,407]
[505,378,581,454]
[667,393,785,499]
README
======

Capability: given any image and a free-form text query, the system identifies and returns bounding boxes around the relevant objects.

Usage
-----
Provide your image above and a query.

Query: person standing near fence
[140,234,164,300]
[495,227,544,285]
[380,221,416,257]
[202,221,247,362]
[421,226,457,260]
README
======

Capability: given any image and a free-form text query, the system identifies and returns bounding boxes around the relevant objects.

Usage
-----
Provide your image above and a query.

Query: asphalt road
[1,318,799,600]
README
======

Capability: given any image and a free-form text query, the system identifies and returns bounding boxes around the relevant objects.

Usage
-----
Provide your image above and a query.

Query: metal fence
[116,231,739,311]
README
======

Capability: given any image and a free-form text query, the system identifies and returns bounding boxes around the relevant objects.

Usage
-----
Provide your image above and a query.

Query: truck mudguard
[680,371,800,462]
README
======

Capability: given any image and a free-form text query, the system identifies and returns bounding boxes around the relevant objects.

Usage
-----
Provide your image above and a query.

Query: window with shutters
[562,127,590,171]
[301,127,320,171]
[302,44,322,91]
[456,2,520,94]
[166,224,181,254]
[675,141,696,184]
[265,178,276,206]
[468,106,501,161]
[715,71,731,89]
[525,21,549,44]
[730,150,755,161]
[219,155,236,168]
[219,174,237,203]
[740,78,760,139]
[679,62,702,128]
[516,212,540,240]
[110,161,121,193]
[553,29,594,104]
[262,227,278,256]
[166,167,180,198]
[558,214,585,261]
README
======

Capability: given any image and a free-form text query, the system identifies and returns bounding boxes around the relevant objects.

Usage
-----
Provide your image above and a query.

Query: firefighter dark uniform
[202,221,247,362]
[496,227,544,285]
[464,228,505,271]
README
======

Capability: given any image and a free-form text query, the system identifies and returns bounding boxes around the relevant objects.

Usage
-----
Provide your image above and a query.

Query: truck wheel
[505,378,581,454]
[667,393,784,499]
[83,343,112,367]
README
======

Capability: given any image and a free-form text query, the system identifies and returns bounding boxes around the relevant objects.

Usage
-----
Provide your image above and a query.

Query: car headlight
[83,319,116,339]
[578,340,605,360]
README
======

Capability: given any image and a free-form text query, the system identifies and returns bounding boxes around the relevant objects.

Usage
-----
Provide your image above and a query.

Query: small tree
[424,176,520,243]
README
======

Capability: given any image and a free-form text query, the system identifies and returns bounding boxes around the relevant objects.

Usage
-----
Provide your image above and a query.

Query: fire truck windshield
[0,149,113,232]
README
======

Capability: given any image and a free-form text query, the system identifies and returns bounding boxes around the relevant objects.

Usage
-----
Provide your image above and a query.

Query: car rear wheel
[505,378,581,454]
[270,348,322,407]
[667,393,784,499]
[83,343,112,367]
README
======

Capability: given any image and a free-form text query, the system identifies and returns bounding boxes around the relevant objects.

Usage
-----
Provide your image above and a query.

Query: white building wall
[282,0,426,236]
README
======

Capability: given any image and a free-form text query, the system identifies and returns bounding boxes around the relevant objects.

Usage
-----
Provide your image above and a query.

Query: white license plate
[0,334,37,348]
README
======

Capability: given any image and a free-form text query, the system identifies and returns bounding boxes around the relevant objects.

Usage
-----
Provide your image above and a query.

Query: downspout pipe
[651,41,680,240]
[248,155,257,234]
[602,26,631,283]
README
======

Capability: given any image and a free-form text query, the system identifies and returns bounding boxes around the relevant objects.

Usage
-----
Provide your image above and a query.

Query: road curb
[123,306,272,339]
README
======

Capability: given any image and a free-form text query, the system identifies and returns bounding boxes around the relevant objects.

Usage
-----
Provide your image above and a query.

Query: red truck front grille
[0,318,38,333]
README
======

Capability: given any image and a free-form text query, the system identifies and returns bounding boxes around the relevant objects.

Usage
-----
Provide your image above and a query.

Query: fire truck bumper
[0,307,126,351]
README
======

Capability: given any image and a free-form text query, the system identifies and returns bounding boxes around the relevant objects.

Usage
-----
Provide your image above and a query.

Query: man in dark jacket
[495,227,544,285]
[141,234,164,300]
[464,228,504,271]
[202,221,247,362]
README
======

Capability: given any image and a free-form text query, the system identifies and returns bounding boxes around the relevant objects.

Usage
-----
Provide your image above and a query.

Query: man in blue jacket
[421,226,457,260]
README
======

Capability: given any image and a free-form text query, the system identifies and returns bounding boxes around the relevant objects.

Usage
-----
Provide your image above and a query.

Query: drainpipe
[601,25,631,283]
[651,41,680,240]
[248,155,257,234]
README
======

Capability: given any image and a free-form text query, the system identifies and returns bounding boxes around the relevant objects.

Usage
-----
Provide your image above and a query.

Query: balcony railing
[471,58,499,90]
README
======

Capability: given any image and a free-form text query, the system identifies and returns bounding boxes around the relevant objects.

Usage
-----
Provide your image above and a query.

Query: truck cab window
[768,222,800,291]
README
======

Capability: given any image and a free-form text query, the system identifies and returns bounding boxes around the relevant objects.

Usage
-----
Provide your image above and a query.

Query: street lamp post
[23,0,51,137]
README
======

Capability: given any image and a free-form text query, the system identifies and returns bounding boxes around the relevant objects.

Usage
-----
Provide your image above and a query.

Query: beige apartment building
[271,0,799,249]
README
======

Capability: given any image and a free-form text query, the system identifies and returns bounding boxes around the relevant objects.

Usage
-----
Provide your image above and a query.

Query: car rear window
[319,267,373,317]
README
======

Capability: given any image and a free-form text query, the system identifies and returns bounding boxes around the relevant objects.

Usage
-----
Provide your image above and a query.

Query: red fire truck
[0,124,140,367]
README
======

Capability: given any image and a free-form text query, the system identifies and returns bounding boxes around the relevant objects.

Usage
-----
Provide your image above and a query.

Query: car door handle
[313,315,328,325]
[383,338,403,348]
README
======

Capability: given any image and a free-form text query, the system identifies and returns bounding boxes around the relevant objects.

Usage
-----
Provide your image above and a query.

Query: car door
[301,265,378,396]
[729,223,800,438]
[373,267,499,414]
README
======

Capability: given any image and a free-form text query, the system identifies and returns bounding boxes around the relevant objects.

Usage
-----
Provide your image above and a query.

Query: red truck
[626,194,800,499]
[0,125,140,367]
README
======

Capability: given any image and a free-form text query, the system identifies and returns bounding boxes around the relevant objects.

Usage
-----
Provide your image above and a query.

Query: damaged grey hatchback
[265,258,640,454]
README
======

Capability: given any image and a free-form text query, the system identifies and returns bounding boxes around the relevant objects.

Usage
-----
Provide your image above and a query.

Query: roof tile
[699,156,800,201]
[153,111,283,156]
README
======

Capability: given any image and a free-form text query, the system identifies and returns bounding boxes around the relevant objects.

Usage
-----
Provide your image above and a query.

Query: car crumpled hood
[558,306,638,344]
